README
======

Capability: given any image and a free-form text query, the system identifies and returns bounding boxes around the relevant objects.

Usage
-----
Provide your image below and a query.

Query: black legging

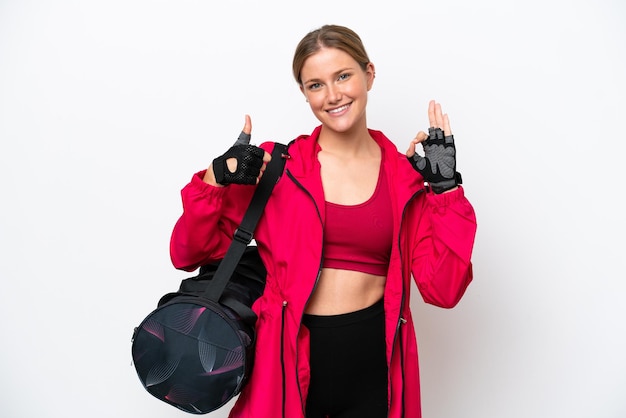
[302,299,388,418]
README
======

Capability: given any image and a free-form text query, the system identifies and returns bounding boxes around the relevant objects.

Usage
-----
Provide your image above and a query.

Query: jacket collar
[284,125,424,216]
[283,126,325,217]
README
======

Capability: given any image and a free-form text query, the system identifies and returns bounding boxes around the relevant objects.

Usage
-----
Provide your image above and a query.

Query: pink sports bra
[322,163,393,276]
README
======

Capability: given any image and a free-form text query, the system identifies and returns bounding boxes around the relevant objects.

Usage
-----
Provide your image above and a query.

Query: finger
[405,141,416,158]
[235,131,251,145]
[243,114,252,135]
[443,113,453,136]
[406,131,428,157]
[434,102,444,128]
[257,162,268,184]
[427,100,436,127]
[234,114,253,145]
[258,152,272,177]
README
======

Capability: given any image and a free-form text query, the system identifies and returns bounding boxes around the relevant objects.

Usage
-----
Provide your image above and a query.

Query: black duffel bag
[131,143,287,414]
[131,246,265,414]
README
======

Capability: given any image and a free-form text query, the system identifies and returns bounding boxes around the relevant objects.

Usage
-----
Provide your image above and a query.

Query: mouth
[326,103,351,114]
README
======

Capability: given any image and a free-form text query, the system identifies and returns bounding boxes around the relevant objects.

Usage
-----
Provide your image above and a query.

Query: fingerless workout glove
[408,127,462,194]
[212,144,265,185]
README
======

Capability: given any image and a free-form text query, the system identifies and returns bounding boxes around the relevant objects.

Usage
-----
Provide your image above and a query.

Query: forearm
[169,171,246,271]
[411,186,477,307]
[202,163,224,187]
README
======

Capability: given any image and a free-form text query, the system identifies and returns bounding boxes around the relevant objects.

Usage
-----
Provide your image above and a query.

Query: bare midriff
[304,268,386,315]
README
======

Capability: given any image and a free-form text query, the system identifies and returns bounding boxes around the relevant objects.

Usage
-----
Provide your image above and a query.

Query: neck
[317,125,377,158]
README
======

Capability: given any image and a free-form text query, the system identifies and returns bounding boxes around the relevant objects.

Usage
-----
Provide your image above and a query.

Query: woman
[170,24,477,418]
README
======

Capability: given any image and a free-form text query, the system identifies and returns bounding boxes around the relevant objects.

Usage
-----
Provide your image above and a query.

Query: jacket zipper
[281,300,288,418]
[283,168,424,417]
[285,170,325,417]
[390,189,424,418]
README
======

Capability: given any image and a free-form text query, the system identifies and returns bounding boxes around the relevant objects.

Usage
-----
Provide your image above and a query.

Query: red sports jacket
[170,126,477,418]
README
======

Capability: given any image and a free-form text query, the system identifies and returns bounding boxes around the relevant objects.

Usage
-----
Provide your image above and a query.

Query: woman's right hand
[203,115,272,186]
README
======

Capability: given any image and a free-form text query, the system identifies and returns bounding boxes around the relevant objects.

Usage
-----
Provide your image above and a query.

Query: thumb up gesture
[204,115,272,186]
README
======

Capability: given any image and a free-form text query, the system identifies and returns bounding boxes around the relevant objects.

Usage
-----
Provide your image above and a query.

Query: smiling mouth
[327,104,350,114]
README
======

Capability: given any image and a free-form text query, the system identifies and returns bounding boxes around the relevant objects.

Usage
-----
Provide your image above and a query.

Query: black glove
[407,127,462,194]
[212,131,265,185]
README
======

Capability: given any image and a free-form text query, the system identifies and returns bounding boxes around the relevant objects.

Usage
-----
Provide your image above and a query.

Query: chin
[326,117,362,133]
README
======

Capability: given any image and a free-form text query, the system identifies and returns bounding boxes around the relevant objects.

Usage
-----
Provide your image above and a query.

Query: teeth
[328,104,348,114]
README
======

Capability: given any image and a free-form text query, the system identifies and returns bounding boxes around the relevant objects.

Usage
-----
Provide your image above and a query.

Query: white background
[1,1,625,417]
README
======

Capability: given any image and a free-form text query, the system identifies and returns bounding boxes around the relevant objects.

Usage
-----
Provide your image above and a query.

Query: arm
[409,186,477,308]
[405,101,476,307]
[169,115,271,271]
[169,172,255,271]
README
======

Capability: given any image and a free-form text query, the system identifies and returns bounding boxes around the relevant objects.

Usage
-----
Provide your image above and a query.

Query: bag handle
[202,142,288,302]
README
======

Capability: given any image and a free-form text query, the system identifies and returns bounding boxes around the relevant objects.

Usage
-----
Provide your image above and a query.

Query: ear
[366,62,376,90]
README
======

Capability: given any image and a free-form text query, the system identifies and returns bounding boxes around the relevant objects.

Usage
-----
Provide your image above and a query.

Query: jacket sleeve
[409,186,477,308]
[169,142,278,271]
[169,171,256,271]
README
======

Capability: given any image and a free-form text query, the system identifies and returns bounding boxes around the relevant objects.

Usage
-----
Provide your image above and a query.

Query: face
[299,47,375,134]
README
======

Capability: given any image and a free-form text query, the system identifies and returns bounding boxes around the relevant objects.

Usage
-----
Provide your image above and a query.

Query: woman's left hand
[406,100,461,194]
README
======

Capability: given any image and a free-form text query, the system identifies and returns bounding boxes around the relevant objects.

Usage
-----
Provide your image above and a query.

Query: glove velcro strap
[213,155,228,185]
[430,171,462,194]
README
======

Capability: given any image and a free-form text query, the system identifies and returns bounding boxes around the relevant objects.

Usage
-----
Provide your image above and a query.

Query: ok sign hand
[406,100,461,194]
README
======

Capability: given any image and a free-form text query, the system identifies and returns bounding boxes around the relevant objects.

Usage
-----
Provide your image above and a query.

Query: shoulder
[258,129,316,154]
[368,128,404,157]
[261,126,320,158]
[369,128,412,168]
[369,128,425,192]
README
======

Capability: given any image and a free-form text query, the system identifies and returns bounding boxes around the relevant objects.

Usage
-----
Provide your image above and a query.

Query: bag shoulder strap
[202,142,288,301]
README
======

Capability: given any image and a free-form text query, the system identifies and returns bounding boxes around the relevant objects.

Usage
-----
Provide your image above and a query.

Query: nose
[326,84,342,104]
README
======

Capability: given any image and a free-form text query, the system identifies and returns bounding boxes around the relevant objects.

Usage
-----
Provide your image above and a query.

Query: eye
[307,82,322,91]
[338,73,350,81]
